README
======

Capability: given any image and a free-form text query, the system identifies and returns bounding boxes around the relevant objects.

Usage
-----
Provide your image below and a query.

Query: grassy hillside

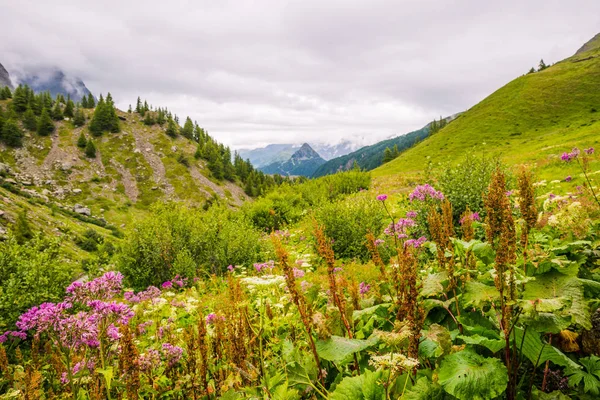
[0,102,247,228]
[374,36,600,178]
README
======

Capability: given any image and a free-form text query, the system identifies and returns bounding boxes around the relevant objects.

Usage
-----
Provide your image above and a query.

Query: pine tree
[156,108,166,125]
[87,93,96,108]
[136,97,142,113]
[383,147,393,163]
[392,144,400,158]
[22,108,37,131]
[81,95,89,108]
[166,116,178,138]
[181,117,194,140]
[89,95,119,135]
[143,112,155,126]
[64,97,75,118]
[73,107,86,127]
[0,86,12,100]
[14,211,33,244]
[128,104,132,113]
[12,85,29,113]
[77,132,87,148]
[527,67,535,74]
[51,100,63,121]
[1,119,25,147]
[538,59,548,71]
[85,139,97,158]
[37,108,55,136]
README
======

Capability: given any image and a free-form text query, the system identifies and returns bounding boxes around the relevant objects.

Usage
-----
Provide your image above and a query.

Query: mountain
[374,32,600,177]
[0,62,12,89]
[238,139,363,169]
[312,126,430,177]
[312,140,365,160]
[238,143,298,168]
[261,143,326,176]
[15,68,94,102]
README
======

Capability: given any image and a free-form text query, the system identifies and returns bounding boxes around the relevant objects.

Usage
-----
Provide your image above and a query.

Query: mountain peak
[575,32,600,55]
[292,143,322,161]
[0,62,13,89]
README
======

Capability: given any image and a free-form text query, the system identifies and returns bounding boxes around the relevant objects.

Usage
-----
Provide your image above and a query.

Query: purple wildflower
[139,349,161,371]
[333,267,343,274]
[162,343,184,367]
[66,271,123,302]
[408,184,444,202]
[106,324,121,341]
[227,265,234,272]
[376,194,388,201]
[584,147,594,155]
[405,210,418,218]
[161,281,173,289]
[293,268,305,278]
[205,313,224,325]
[138,321,153,335]
[359,282,371,295]
[374,239,385,247]
[404,236,427,248]
[565,175,572,182]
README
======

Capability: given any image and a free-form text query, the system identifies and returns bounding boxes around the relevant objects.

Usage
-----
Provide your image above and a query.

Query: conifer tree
[143,112,155,126]
[12,85,29,113]
[64,96,75,118]
[14,211,33,244]
[37,108,55,136]
[1,119,24,147]
[181,117,194,140]
[0,86,11,100]
[77,132,87,148]
[81,95,89,108]
[166,116,178,138]
[51,100,63,121]
[87,93,96,108]
[73,107,86,127]
[85,139,97,158]
[156,108,166,125]
[383,147,393,163]
[22,108,37,131]
[128,104,132,113]
[538,59,548,71]
[136,97,142,113]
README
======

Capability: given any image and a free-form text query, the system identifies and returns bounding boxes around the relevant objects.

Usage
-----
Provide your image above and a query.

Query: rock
[73,204,91,216]
[4,178,17,184]
[133,149,141,154]
[171,146,178,152]
[60,162,72,171]
[45,180,54,185]
[145,147,152,152]
[73,188,83,194]
[42,189,52,197]
[118,115,126,121]
[21,181,32,186]
[151,186,158,190]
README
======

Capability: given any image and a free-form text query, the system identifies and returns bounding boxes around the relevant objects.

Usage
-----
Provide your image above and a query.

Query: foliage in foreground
[0,148,599,399]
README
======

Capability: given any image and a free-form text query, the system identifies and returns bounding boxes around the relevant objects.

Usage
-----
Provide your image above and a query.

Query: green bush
[75,228,104,252]
[434,154,499,222]
[118,203,266,290]
[0,235,73,330]
[314,193,385,261]
[244,186,306,232]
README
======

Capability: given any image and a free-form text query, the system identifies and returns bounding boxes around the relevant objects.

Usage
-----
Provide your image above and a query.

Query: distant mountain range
[0,62,93,102]
[238,139,365,169]
[312,114,459,177]
[260,143,326,176]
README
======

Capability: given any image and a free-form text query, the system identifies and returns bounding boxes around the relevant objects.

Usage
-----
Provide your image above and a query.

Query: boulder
[4,178,17,184]
[73,204,91,216]
[73,188,83,194]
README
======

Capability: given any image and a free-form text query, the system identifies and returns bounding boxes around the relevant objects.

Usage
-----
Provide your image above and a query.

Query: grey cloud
[0,0,598,148]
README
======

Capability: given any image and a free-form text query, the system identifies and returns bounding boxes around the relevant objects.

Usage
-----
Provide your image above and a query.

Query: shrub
[77,132,87,148]
[434,154,499,223]
[75,228,104,252]
[85,139,97,158]
[314,193,385,260]
[244,186,306,231]
[177,152,189,167]
[118,203,266,290]
[0,235,73,330]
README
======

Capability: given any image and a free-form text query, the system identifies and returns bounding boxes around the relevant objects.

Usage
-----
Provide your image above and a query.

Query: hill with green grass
[374,33,600,178]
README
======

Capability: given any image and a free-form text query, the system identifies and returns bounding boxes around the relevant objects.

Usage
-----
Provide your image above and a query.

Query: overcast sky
[1,0,599,149]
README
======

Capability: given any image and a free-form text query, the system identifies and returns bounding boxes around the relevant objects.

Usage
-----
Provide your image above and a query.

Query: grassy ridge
[374,39,600,178]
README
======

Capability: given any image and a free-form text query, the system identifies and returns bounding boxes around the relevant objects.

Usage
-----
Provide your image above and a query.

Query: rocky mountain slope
[260,143,326,176]
[375,32,600,177]
[0,102,248,232]
[0,62,12,89]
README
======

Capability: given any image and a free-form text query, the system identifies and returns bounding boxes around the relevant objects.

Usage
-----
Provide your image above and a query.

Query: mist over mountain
[0,62,12,89]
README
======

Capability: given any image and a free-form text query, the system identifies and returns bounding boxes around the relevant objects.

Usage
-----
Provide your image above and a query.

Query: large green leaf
[329,369,386,400]
[565,356,600,395]
[404,377,444,400]
[457,334,505,353]
[438,350,508,400]
[472,242,495,265]
[316,335,379,364]
[514,327,580,370]
[352,303,391,321]
[462,281,500,308]
[421,272,448,298]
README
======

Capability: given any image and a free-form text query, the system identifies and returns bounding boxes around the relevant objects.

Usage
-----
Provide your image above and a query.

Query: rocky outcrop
[575,32,600,55]
[73,204,91,216]
[0,62,12,89]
